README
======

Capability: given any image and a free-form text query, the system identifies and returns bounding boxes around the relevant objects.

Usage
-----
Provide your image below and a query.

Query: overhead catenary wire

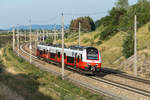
[34,14,60,24]
[12,26,15,50]
[17,24,20,56]
[29,17,32,64]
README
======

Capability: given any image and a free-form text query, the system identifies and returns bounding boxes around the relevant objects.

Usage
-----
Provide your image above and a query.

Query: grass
[0,43,104,100]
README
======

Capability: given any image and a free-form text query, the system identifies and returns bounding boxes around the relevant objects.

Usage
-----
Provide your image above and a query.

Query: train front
[83,47,101,72]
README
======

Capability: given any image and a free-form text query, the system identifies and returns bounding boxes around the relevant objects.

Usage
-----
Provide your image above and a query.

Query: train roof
[37,43,98,51]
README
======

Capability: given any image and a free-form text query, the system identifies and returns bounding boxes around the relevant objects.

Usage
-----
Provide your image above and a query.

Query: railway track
[25,42,150,85]
[100,69,150,85]
[19,43,150,99]
[90,76,150,97]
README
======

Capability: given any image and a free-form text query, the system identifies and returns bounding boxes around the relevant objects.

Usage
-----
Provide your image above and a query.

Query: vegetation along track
[20,43,150,98]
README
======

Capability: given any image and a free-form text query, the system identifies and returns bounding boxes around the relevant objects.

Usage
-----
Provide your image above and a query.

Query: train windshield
[86,47,98,60]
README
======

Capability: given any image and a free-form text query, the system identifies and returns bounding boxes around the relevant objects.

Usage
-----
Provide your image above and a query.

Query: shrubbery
[148,24,150,32]
[122,31,134,58]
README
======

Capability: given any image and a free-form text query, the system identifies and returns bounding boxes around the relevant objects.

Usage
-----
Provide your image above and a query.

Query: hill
[60,21,150,78]
[57,0,150,78]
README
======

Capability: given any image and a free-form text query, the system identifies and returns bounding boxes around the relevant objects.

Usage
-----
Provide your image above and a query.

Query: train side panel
[36,45,102,73]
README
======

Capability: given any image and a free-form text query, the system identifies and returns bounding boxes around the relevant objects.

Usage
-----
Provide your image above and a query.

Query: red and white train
[36,43,102,74]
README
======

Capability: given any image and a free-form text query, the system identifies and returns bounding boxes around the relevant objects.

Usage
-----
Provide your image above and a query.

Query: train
[36,43,102,74]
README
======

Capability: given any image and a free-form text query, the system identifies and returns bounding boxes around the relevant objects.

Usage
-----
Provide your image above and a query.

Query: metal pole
[37,31,39,44]
[25,30,27,42]
[79,22,81,46]
[40,31,42,42]
[134,15,137,76]
[29,18,32,64]
[54,24,56,43]
[17,24,20,56]
[13,26,15,50]
[35,31,37,52]
[46,30,49,39]
[61,13,64,79]
[43,30,45,42]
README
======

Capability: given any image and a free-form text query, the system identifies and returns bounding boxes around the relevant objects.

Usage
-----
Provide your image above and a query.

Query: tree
[86,16,95,31]
[95,19,101,28]
[122,31,134,58]
[115,0,129,10]
[69,19,74,30]
[138,0,148,3]
[69,16,95,32]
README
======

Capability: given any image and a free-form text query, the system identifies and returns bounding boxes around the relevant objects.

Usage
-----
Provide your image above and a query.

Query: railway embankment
[0,40,104,100]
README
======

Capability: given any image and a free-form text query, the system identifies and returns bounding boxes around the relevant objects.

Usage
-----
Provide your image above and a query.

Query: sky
[0,0,138,29]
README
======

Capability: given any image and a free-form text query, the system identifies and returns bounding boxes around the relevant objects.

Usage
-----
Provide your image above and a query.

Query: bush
[148,24,150,32]
[100,25,118,40]
[96,40,102,45]
[122,31,134,58]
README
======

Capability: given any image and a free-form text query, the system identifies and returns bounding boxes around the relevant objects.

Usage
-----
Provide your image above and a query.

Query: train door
[74,53,77,68]
[77,55,79,67]
[46,50,48,59]
[57,52,61,63]
[76,54,83,69]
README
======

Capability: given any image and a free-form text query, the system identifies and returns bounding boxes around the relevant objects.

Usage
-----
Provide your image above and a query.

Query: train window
[64,53,66,59]
[50,53,55,59]
[75,53,77,59]
[86,48,98,60]
[80,54,82,61]
[67,56,74,64]
[40,50,42,55]
[77,56,80,62]
[43,49,45,54]
[58,52,60,58]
